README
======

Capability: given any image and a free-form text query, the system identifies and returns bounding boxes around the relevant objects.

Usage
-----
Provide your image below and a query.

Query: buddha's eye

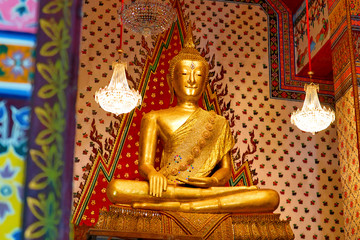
[182,72,188,75]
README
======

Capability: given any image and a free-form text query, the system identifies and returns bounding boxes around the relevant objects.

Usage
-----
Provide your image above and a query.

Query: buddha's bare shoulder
[141,108,176,121]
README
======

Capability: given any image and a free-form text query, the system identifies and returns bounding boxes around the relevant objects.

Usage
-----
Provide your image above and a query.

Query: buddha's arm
[138,113,168,197]
[210,152,232,185]
[177,152,232,187]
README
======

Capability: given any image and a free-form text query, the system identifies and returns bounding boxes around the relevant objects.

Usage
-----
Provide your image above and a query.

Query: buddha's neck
[176,100,199,111]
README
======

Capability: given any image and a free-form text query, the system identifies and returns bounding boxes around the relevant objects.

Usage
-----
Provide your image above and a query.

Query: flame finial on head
[183,21,195,49]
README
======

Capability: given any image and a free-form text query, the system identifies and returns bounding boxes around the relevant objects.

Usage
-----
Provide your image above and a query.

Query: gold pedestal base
[89,205,294,240]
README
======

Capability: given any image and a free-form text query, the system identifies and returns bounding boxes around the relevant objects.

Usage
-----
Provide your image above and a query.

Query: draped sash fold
[159,108,235,184]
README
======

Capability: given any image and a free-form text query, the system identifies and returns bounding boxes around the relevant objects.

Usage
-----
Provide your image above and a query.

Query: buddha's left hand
[177,177,218,188]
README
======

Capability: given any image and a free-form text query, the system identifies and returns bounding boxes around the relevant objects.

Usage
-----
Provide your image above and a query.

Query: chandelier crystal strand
[121,0,177,36]
[291,83,335,135]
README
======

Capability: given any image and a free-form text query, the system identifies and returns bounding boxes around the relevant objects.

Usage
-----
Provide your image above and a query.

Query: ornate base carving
[89,205,294,240]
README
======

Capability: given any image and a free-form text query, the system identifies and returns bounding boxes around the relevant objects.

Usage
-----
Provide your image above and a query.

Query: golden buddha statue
[107,24,279,213]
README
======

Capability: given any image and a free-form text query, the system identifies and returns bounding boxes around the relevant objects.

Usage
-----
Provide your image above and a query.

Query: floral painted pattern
[2,51,33,78]
[0,148,26,240]
[0,0,38,34]
[0,44,34,84]
[293,0,330,74]
[0,101,30,240]
[22,0,79,239]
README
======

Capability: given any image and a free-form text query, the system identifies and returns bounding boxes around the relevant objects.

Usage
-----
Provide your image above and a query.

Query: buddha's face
[173,59,207,101]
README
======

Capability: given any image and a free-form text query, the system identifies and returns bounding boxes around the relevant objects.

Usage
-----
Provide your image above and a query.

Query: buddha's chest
[157,110,221,183]
[157,113,193,140]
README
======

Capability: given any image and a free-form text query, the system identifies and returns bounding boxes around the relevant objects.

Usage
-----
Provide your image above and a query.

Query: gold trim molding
[89,205,294,240]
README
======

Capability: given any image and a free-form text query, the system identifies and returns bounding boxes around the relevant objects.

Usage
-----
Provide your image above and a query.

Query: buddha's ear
[166,74,174,104]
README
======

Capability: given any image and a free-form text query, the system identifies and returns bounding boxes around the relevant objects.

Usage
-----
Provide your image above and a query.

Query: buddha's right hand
[148,171,168,197]
[176,177,218,187]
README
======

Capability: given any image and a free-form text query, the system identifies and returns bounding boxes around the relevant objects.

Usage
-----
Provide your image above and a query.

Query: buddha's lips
[185,86,198,89]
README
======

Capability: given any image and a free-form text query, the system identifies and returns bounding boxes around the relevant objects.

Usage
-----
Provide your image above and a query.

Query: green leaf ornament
[40,19,71,57]
[37,60,67,108]
[29,145,63,196]
[34,103,65,146]
[43,0,72,14]
[25,193,60,239]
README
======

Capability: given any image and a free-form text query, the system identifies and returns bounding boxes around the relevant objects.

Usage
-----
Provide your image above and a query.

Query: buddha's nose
[187,72,196,86]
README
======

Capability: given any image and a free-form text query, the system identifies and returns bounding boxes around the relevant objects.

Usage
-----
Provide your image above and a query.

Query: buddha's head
[167,23,209,103]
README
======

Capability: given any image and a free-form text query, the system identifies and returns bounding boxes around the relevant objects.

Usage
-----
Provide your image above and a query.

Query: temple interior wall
[73,0,344,239]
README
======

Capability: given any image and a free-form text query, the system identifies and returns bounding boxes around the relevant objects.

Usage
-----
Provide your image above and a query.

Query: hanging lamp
[290,0,335,135]
[120,0,177,36]
[95,0,142,115]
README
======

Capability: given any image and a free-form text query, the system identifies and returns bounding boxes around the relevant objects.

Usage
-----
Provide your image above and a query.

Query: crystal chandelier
[95,0,142,115]
[290,0,335,135]
[291,81,335,135]
[95,58,142,115]
[120,0,177,36]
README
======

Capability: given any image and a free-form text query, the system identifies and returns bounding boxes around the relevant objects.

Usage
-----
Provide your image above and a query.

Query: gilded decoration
[329,0,346,36]
[91,206,294,240]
